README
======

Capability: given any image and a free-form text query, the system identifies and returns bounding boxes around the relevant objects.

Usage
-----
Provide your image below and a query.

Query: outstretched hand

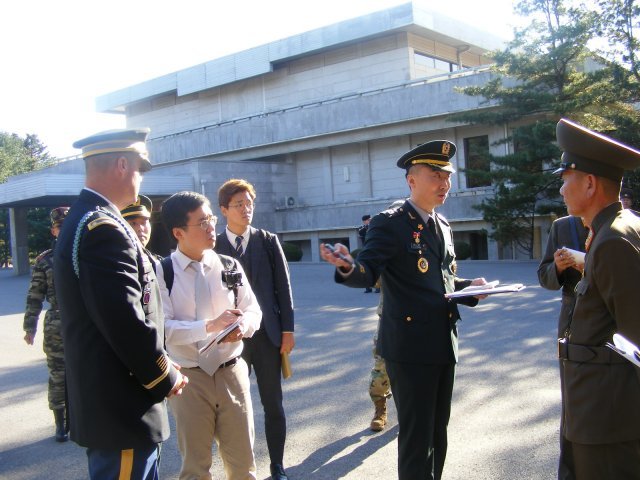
[319,243,354,271]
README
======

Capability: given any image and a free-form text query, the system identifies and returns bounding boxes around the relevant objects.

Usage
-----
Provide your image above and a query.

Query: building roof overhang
[96,2,505,114]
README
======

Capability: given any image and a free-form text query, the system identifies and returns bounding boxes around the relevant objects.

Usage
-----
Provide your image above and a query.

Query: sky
[1,0,522,159]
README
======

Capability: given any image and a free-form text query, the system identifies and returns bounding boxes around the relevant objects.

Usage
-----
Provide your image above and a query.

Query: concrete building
[1,2,552,273]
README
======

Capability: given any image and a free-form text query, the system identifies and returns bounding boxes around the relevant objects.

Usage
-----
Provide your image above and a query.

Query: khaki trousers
[169,359,256,480]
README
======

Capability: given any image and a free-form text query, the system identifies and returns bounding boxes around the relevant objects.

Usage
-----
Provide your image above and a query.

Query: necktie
[235,235,244,256]
[192,261,213,322]
[192,261,219,375]
[428,216,441,251]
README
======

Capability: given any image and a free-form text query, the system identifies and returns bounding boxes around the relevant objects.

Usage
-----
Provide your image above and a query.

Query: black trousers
[242,328,286,465]
[385,360,455,480]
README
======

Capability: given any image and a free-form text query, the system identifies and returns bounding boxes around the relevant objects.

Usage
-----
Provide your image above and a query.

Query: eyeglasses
[182,215,217,231]
[227,201,255,210]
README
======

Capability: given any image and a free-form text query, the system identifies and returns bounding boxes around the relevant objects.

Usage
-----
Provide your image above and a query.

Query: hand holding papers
[563,247,585,267]
[444,280,526,299]
[198,319,242,355]
[606,333,640,368]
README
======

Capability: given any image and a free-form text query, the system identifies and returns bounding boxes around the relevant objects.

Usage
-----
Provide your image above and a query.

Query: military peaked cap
[621,188,633,200]
[396,140,457,172]
[553,118,640,182]
[50,206,69,226]
[121,195,153,219]
[72,128,152,172]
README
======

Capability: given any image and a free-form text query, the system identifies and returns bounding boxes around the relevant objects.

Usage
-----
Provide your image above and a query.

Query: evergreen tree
[0,132,57,266]
[450,0,639,257]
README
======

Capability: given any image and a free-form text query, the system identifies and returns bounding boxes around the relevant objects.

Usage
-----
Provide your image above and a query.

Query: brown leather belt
[558,338,626,364]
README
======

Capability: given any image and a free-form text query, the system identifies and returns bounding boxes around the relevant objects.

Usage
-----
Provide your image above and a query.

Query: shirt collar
[407,199,436,224]
[174,247,219,271]
[83,187,118,212]
[225,226,251,244]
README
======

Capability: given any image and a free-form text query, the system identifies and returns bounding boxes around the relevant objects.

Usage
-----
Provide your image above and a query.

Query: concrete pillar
[309,232,321,263]
[9,207,30,276]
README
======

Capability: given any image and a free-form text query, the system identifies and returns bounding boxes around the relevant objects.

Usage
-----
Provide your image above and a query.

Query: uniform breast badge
[418,257,429,273]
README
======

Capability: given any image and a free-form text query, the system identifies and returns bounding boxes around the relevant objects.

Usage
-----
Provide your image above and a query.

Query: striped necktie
[235,235,244,256]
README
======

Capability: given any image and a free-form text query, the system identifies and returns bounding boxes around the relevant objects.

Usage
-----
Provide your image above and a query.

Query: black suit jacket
[337,201,476,364]
[54,189,178,449]
[215,227,294,347]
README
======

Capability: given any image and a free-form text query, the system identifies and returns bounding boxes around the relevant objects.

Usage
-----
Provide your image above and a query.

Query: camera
[221,269,243,290]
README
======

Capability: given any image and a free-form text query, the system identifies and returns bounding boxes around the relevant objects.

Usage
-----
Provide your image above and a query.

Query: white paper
[444,282,526,299]
[606,333,640,368]
[563,247,585,266]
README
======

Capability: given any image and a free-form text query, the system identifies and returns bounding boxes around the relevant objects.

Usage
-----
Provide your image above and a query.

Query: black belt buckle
[219,356,238,369]
[558,337,569,359]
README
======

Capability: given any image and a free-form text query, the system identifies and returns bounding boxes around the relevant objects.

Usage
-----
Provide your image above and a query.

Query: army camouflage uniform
[24,244,66,410]
[369,286,391,431]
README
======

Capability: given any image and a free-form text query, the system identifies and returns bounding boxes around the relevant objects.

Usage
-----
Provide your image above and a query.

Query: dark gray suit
[537,215,588,480]
[215,227,294,466]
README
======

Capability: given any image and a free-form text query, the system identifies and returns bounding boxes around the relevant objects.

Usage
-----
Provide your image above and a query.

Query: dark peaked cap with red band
[396,140,457,172]
[553,118,640,182]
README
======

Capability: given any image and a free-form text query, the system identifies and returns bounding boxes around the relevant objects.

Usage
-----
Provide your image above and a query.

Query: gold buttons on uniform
[406,316,412,322]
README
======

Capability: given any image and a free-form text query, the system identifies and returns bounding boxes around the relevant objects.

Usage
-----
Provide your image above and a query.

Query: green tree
[0,132,57,266]
[450,0,639,257]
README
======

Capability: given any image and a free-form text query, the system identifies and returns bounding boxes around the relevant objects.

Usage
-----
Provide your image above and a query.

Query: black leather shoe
[270,463,289,480]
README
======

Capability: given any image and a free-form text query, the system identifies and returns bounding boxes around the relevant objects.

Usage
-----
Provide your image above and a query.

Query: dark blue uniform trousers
[386,360,455,480]
[87,442,160,480]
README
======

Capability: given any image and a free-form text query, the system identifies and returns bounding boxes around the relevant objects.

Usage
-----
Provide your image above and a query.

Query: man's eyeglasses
[182,215,217,231]
[227,201,255,210]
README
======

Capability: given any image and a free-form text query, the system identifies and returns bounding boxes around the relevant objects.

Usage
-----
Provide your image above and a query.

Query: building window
[414,52,462,73]
[464,135,491,188]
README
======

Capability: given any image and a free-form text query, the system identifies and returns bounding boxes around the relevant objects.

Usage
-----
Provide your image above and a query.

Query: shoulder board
[380,206,404,218]
[87,217,119,230]
[436,212,450,226]
[35,249,53,263]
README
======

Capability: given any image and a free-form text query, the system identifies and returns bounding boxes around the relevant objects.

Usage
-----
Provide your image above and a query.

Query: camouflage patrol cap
[72,128,152,172]
[121,195,152,219]
[396,140,457,173]
[50,207,69,227]
[553,118,640,182]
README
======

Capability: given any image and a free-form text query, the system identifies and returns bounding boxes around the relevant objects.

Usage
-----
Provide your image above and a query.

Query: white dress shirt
[157,247,262,371]
[225,225,251,252]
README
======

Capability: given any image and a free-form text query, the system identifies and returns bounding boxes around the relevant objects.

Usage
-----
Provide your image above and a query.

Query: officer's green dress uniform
[554,119,640,480]
[336,141,478,480]
[54,129,179,477]
[23,207,69,441]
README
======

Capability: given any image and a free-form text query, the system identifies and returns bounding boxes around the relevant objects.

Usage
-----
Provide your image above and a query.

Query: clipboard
[444,280,526,299]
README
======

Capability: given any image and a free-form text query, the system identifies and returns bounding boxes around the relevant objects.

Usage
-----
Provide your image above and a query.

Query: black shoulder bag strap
[161,256,174,294]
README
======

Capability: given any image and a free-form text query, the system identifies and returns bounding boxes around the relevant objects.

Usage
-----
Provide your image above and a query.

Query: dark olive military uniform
[54,189,179,449]
[24,244,65,410]
[336,200,477,480]
[560,203,640,479]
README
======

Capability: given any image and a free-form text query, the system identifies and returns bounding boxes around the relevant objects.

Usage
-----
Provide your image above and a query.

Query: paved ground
[0,260,562,479]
